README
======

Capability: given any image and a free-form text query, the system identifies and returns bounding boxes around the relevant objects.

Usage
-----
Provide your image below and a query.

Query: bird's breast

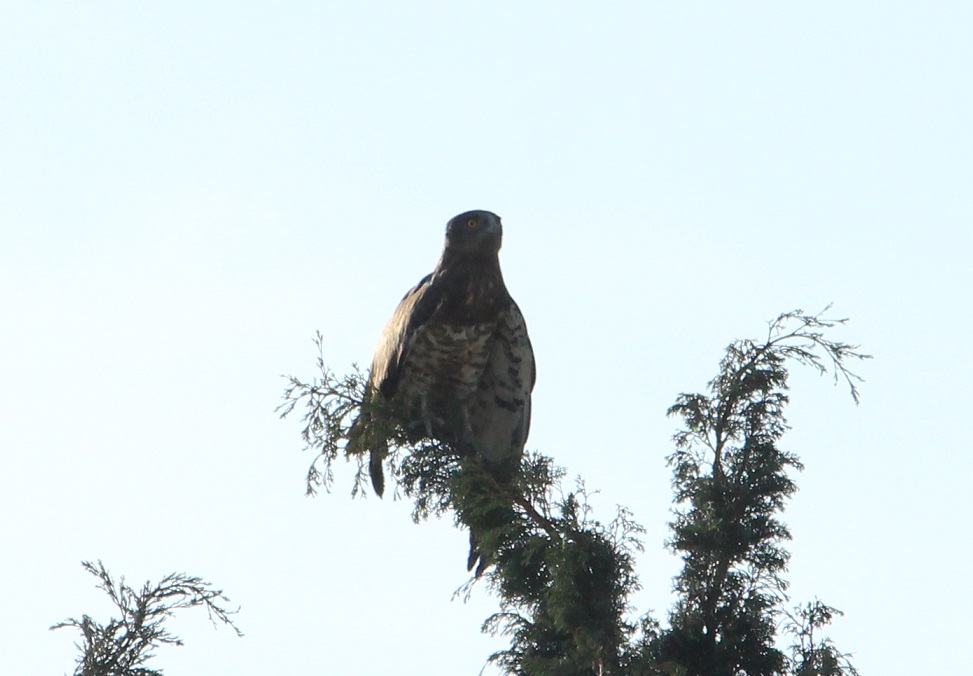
[400,322,496,403]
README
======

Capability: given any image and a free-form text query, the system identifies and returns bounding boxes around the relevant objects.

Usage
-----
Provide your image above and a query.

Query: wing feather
[348,271,446,496]
[466,299,535,469]
[370,271,443,400]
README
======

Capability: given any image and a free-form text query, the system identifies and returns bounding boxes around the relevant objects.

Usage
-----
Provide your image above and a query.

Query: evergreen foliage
[52,560,241,676]
[783,601,861,676]
[647,308,867,675]
[279,307,868,674]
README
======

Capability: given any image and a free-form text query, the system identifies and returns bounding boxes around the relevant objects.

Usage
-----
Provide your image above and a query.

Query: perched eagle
[347,210,535,502]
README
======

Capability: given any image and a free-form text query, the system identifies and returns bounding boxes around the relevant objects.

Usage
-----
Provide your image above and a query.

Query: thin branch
[52,561,241,676]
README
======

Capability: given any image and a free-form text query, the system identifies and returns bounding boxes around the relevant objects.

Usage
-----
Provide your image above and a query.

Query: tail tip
[369,452,385,497]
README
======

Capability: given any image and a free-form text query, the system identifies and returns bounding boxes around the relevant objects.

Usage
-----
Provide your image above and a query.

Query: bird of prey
[346,210,535,503]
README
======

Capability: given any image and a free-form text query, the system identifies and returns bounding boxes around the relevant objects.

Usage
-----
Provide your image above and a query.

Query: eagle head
[444,210,502,257]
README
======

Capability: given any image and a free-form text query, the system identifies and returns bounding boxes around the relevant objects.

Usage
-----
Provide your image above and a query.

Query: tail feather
[467,529,490,577]
[347,411,387,498]
[369,450,385,497]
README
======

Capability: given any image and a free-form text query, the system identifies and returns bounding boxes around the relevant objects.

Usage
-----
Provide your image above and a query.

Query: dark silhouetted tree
[783,601,861,676]
[632,308,868,676]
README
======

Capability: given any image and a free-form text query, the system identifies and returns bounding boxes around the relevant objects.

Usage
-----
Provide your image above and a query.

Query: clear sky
[1,2,970,674]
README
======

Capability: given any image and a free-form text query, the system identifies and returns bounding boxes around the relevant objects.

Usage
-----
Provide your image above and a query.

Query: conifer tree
[52,560,241,676]
[280,307,868,675]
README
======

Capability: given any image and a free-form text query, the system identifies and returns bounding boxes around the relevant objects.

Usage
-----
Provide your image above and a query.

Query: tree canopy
[278,307,868,675]
[52,560,242,676]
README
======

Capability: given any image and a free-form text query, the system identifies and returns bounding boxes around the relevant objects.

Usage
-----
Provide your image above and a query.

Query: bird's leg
[460,405,474,444]
[418,392,446,437]
[458,405,481,457]
[419,392,434,436]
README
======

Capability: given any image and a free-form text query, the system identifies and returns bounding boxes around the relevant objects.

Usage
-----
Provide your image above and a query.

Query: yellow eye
[467,218,477,229]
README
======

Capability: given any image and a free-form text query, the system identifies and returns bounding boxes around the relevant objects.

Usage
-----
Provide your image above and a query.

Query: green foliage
[644,308,868,675]
[281,339,644,673]
[481,481,644,675]
[783,601,861,676]
[280,308,868,675]
[277,332,372,496]
[52,560,241,676]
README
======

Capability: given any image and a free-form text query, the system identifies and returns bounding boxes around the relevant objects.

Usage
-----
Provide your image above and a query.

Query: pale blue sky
[1,3,970,674]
